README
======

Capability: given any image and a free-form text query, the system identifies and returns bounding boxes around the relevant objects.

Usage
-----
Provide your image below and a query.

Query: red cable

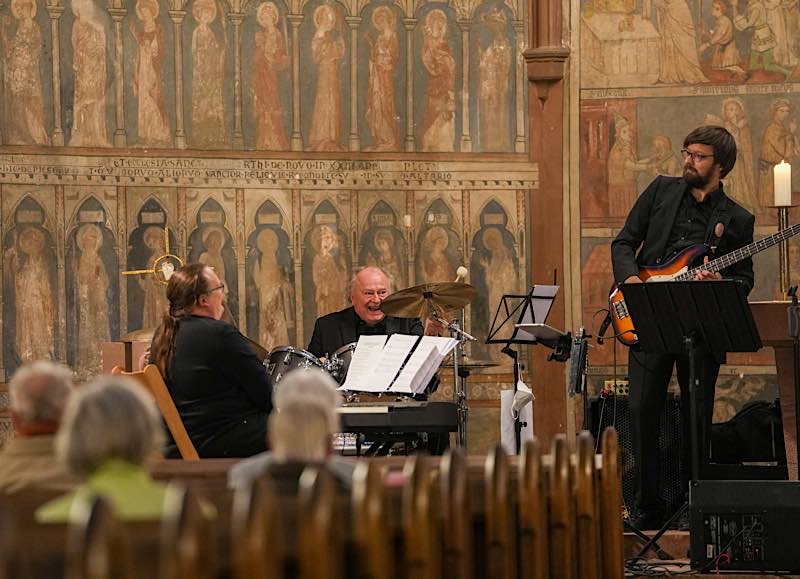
[714,552,732,574]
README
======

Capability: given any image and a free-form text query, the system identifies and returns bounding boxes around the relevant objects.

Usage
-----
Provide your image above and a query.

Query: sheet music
[367,334,420,392]
[514,284,559,343]
[340,335,388,392]
[391,336,457,394]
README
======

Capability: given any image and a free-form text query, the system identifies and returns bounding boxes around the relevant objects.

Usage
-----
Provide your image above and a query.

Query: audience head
[348,266,391,327]
[8,361,74,436]
[270,369,340,462]
[56,376,165,476]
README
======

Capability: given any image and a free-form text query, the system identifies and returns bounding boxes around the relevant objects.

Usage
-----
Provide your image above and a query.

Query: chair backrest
[440,448,472,579]
[599,428,624,579]
[575,432,601,579]
[549,435,576,579]
[65,495,135,579]
[298,466,340,579]
[402,455,442,579]
[519,439,549,579]
[484,443,515,579]
[159,484,216,579]
[111,364,199,460]
[231,475,282,579]
[352,460,392,579]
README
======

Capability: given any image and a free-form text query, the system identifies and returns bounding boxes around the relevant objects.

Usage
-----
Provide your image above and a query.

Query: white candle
[774,159,792,206]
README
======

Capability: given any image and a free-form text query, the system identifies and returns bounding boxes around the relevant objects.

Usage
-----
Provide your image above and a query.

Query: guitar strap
[705,197,732,256]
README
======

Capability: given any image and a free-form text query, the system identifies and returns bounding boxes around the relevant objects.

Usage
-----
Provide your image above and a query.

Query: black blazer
[611,175,755,294]
[307,306,423,358]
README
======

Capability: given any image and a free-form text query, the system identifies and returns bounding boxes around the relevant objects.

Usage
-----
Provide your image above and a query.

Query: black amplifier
[689,480,800,573]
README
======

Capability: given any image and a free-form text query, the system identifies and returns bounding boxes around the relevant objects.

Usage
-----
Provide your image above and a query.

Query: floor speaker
[589,394,684,518]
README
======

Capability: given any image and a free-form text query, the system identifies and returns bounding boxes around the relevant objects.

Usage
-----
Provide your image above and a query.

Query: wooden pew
[519,439,548,579]
[599,428,624,579]
[298,467,340,579]
[549,435,576,579]
[440,448,472,579]
[352,460,392,579]
[160,485,216,579]
[574,432,601,579]
[65,495,135,579]
[231,476,282,579]
[402,456,442,579]
[484,443,515,579]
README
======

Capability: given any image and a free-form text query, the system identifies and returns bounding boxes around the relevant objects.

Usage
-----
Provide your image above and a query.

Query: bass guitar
[609,223,800,347]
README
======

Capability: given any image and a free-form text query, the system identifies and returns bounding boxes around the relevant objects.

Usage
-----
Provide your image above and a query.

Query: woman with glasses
[150,263,273,457]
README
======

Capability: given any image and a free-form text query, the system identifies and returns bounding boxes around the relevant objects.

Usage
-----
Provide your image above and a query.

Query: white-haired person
[36,376,168,522]
[227,368,355,491]
[0,361,77,494]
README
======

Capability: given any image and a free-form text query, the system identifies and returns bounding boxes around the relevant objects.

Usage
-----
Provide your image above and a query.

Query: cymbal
[380,282,478,318]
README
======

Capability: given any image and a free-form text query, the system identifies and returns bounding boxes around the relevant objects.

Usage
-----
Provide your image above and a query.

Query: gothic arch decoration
[2,196,58,373]
[359,200,406,290]
[415,197,460,284]
[65,196,120,379]
[126,197,177,331]
[301,198,351,340]
[246,199,295,351]
[469,198,518,360]
[187,197,239,322]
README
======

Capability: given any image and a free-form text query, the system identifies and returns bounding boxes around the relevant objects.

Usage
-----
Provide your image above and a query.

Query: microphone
[454,266,468,283]
[568,327,589,396]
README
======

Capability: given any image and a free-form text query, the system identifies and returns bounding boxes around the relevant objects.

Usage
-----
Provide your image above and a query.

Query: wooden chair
[575,432,601,579]
[599,428,624,579]
[519,438,548,579]
[112,364,199,460]
[402,455,442,579]
[484,443,515,579]
[549,435,576,579]
[65,495,135,579]
[159,484,216,579]
[440,448,472,579]
[231,475,282,579]
[298,467,340,579]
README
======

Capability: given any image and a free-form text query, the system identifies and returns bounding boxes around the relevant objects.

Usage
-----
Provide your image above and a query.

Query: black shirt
[663,185,723,260]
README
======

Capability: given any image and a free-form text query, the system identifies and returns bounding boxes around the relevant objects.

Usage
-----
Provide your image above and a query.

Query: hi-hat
[380,282,477,318]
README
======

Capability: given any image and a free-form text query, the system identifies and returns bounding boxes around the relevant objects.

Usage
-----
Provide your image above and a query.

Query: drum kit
[262,280,490,448]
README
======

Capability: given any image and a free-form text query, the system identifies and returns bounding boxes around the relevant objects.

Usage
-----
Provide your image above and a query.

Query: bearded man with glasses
[611,125,755,530]
[150,263,273,457]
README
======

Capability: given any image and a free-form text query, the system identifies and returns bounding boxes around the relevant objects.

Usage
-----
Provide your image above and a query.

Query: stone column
[109,8,128,146]
[230,12,245,149]
[169,9,188,148]
[457,19,471,152]
[288,14,303,151]
[0,2,5,144]
[513,20,526,152]
[345,16,361,151]
[402,17,416,151]
[55,186,66,361]
[47,3,66,146]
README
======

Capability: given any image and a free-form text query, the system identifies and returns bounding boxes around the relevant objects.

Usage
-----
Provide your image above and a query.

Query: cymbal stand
[432,309,476,449]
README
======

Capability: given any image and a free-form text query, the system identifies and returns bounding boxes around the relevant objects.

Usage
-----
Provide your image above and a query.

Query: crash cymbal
[380,282,478,318]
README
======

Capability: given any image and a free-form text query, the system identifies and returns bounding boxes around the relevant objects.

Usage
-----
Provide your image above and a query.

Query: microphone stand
[789,286,800,478]
[501,343,523,453]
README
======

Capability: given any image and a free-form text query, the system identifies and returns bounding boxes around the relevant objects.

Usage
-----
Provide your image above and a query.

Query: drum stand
[433,313,476,449]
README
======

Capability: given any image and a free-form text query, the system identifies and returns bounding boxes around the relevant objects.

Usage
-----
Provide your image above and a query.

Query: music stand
[621,279,761,558]
[487,285,568,453]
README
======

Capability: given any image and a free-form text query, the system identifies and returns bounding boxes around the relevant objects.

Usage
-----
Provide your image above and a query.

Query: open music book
[340,334,458,394]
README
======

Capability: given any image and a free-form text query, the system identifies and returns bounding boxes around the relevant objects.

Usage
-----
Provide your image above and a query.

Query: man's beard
[684,167,710,188]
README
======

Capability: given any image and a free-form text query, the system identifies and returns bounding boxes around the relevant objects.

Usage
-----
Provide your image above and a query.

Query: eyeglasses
[680,148,714,163]
[206,283,225,295]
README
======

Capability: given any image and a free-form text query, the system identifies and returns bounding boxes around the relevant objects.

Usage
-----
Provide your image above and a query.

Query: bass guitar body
[608,244,709,347]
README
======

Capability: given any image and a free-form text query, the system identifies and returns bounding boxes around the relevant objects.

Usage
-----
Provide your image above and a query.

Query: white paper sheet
[339,335,388,392]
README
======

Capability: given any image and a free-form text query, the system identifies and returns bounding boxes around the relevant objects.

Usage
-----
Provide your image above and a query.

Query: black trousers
[167,413,268,458]
[627,348,720,514]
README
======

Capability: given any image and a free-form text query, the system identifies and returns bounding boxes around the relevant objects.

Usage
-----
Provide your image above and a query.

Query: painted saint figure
[757,98,798,211]
[10,227,55,363]
[130,0,172,146]
[308,4,345,151]
[364,228,404,291]
[477,7,512,151]
[420,9,456,152]
[364,6,400,151]
[74,224,110,378]
[70,0,110,147]
[311,224,347,317]
[253,1,289,150]
[197,226,228,290]
[653,0,708,84]
[698,0,746,79]
[139,225,170,329]
[191,0,226,148]
[479,227,516,360]
[1,0,50,145]
[253,228,292,351]
[419,225,456,282]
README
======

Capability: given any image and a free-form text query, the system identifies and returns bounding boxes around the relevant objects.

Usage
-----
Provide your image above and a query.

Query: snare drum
[267,346,323,384]
[328,342,357,384]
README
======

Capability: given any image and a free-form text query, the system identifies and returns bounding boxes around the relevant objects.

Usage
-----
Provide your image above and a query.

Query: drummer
[307,266,440,360]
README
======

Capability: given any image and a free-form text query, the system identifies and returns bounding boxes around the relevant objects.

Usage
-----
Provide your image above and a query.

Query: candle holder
[769,203,796,299]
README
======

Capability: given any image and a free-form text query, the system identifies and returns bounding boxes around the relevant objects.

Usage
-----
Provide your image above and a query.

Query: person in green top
[36,375,168,523]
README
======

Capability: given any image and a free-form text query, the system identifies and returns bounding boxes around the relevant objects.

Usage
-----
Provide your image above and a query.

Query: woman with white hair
[36,376,167,522]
